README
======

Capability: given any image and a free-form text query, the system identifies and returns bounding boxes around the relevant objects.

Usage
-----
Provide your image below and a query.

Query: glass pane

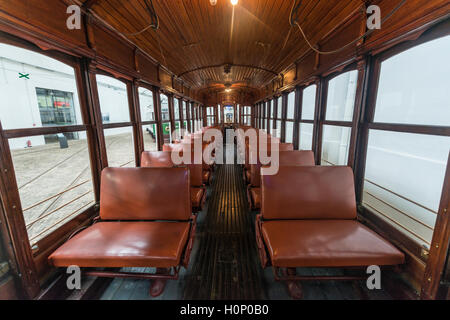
[285,121,294,143]
[9,132,94,244]
[301,85,316,120]
[138,87,154,122]
[0,43,83,130]
[374,36,450,126]
[321,125,351,165]
[183,101,188,120]
[325,70,358,121]
[363,130,449,247]
[174,98,180,120]
[275,120,282,138]
[104,127,135,167]
[277,97,282,119]
[299,123,313,151]
[96,75,130,124]
[142,124,158,151]
[270,100,275,118]
[287,91,295,119]
[160,94,170,121]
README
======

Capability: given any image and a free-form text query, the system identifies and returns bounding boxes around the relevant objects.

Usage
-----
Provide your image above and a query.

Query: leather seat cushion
[245,169,251,182]
[261,220,404,267]
[203,170,211,183]
[250,187,261,209]
[191,187,204,207]
[49,221,190,268]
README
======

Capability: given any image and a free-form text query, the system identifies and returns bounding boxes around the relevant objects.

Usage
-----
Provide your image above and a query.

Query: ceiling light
[225,88,231,92]
[210,0,217,5]
[231,0,238,6]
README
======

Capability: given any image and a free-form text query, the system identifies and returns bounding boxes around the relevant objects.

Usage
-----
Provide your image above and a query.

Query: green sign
[162,123,171,135]
[19,73,30,79]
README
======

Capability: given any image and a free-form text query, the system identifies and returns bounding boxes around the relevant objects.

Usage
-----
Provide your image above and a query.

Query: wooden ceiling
[84,0,363,93]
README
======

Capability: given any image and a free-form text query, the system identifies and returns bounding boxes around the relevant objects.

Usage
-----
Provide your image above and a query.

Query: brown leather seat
[203,170,211,185]
[49,221,190,268]
[49,167,194,269]
[191,187,205,209]
[248,149,314,210]
[141,150,173,168]
[249,187,261,209]
[258,166,404,268]
[141,151,206,212]
[278,150,314,166]
[261,220,404,267]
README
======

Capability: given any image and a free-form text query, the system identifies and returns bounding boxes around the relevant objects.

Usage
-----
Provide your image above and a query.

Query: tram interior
[0,0,449,302]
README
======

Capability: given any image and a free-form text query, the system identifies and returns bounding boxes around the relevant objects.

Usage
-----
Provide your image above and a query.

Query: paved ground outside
[10,132,157,244]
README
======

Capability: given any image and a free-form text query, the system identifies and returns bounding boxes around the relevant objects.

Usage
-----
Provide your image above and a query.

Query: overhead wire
[290,0,408,55]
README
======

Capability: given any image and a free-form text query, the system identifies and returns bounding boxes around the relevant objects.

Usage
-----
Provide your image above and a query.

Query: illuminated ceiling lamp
[210,0,217,5]
[231,0,238,5]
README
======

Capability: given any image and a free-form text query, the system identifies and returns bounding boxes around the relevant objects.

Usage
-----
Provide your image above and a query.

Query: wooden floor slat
[184,162,265,300]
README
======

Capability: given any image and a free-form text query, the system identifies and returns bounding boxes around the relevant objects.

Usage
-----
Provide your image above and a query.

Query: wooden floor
[100,145,393,300]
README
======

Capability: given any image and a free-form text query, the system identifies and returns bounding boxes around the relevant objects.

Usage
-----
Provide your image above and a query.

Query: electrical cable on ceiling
[121,0,160,36]
[290,0,408,55]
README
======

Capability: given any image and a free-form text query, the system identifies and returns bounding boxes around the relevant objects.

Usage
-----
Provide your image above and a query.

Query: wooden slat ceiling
[84,0,362,92]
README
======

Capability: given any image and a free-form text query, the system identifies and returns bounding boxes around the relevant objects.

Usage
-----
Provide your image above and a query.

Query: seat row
[48,125,405,299]
[48,127,220,297]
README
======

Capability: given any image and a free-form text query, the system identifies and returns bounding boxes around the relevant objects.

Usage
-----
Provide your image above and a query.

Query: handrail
[364,179,437,214]
[364,190,434,230]
[363,202,431,246]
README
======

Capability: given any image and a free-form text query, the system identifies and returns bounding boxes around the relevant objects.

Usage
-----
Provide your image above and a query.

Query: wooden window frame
[353,29,450,300]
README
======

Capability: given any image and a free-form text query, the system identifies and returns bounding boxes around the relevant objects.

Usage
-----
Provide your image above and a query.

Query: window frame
[317,67,361,167]
[352,31,450,300]
[136,83,160,153]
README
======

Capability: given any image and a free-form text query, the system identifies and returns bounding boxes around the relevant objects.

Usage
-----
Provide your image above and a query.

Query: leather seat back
[141,151,173,168]
[278,150,315,166]
[100,167,191,221]
[141,151,203,187]
[261,166,357,220]
[249,143,297,187]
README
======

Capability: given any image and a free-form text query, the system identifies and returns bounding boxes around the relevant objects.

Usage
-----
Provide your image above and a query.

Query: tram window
[321,125,351,165]
[96,75,130,124]
[104,127,135,167]
[174,98,180,133]
[277,97,282,119]
[287,91,295,119]
[142,124,158,151]
[325,70,358,121]
[374,36,450,126]
[301,85,316,120]
[275,121,282,138]
[160,94,170,121]
[9,132,94,244]
[137,87,155,121]
[183,101,188,126]
[269,100,274,119]
[285,122,294,143]
[0,43,83,130]
[299,123,314,151]
[362,130,449,247]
